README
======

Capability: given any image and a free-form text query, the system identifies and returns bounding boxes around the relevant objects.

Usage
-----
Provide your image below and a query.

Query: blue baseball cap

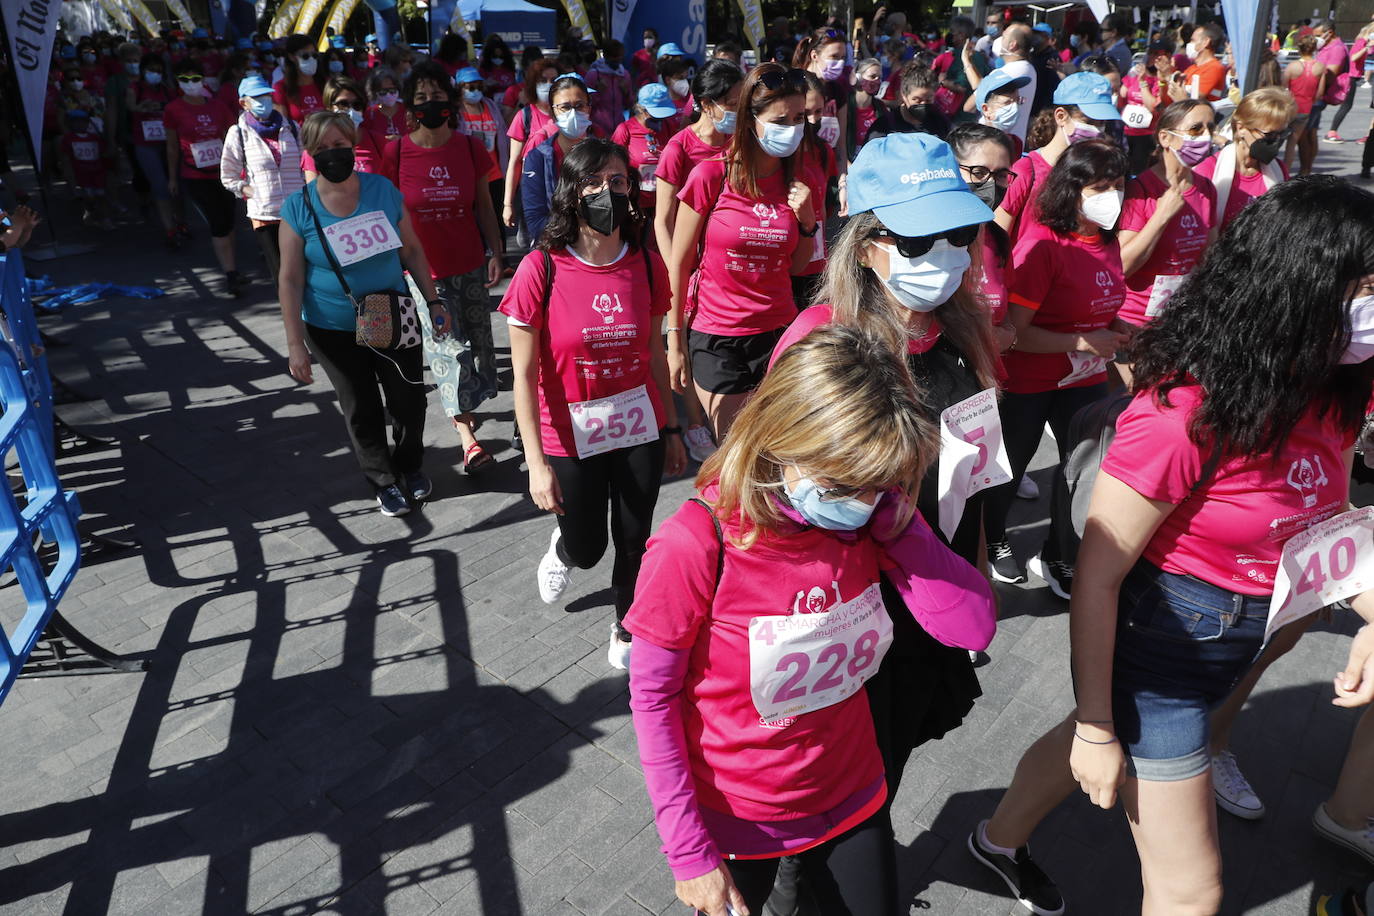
[1033,22,1054,34]
[974,67,1031,108]
[847,133,993,237]
[365,33,377,43]
[1053,70,1122,121]
[637,83,677,118]
[656,42,684,59]
[330,35,346,48]
[238,73,273,98]
[455,66,482,85]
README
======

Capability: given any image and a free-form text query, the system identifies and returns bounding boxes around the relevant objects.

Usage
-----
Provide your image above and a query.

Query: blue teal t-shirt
[280,172,407,331]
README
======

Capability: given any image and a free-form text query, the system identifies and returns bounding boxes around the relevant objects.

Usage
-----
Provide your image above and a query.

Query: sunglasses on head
[756,67,810,93]
[869,224,980,258]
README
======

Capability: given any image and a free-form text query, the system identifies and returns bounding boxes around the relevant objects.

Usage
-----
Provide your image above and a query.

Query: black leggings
[1331,86,1357,133]
[547,437,666,619]
[256,222,281,284]
[305,323,427,490]
[982,383,1108,557]
[707,812,900,916]
[182,176,237,237]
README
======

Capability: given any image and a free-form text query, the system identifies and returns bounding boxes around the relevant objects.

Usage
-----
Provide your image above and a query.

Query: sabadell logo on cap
[899,168,958,185]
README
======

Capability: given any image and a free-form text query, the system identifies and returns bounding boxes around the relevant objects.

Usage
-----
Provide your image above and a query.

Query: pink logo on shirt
[591,292,623,324]
[1287,455,1330,509]
[751,202,781,227]
[1179,213,1199,230]
[792,581,841,614]
[1095,270,1113,290]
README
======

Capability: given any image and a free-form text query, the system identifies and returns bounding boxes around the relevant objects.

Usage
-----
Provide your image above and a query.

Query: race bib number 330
[323,210,402,267]
[748,583,893,722]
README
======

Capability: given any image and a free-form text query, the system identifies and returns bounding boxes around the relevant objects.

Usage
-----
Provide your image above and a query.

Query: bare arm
[1007,303,1124,356]
[1118,182,1186,276]
[473,174,505,287]
[509,323,562,514]
[667,201,707,392]
[502,135,526,225]
[164,128,179,193]
[654,179,680,266]
[649,314,687,477]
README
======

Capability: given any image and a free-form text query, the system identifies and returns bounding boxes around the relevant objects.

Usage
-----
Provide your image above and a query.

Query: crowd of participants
[27,13,1374,916]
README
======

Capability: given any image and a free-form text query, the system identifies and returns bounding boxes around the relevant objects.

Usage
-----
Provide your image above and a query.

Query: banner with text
[615,0,706,62]
[2,0,59,169]
[733,0,763,49]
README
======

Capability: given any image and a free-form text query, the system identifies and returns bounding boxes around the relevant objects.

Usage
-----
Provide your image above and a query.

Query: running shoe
[607,622,632,671]
[1017,475,1040,500]
[404,471,433,503]
[1316,881,1373,916]
[1211,750,1265,820]
[376,484,410,517]
[968,821,1065,916]
[684,424,717,463]
[1314,803,1374,865]
[1028,555,1074,600]
[225,270,244,298]
[988,540,1027,584]
[537,527,572,604]
[1325,131,1345,143]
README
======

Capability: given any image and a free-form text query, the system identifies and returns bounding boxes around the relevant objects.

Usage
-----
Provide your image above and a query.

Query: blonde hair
[1232,86,1297,132]
[698,324,938,546]
[819,211,1000,391]
[300,110,358,156]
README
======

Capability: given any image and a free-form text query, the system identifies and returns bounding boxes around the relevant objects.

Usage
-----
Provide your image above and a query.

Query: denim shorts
[1111,561,1269,782]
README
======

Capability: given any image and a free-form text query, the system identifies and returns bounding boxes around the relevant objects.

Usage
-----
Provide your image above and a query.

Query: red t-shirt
[796,145,837,276]
[501,84,522,110]
[506,103,553,146]
[163,97,235,179]
[1102,385,1354,594]
[612,116,678,209]
[461,107,504,181]
[1117,169,1216,327]
[623,493,888,822]
[272,78,324,123]
[132,81,176,146]
[854,101,879,148]
[382,133,493,279]
[497,246,670,457]
[60,132,107,188]
[1004,220,1125,393]
[364,103,407,148]
[1000,150,1051,237]
[656,127,725,190]
[1194,153,1288,229]
[977,230,1011,326]
[677,157,800,337]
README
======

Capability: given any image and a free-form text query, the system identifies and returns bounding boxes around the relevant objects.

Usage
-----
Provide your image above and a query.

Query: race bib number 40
[1266,507,1374,642]
[937,387,1012,540]
[749,583,892,722]
[568,384,658,459]
[323,210,402,267]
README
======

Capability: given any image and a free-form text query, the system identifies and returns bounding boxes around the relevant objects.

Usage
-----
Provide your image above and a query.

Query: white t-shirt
[999,58,1037,144]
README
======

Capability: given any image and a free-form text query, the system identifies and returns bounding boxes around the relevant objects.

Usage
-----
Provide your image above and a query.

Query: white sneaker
[1211,750,1265,820]
[1017,476,1040,500]
[607,623,632,670]
[684,424,717,463]
[1313,803,1374,865]
[536,527,572,604]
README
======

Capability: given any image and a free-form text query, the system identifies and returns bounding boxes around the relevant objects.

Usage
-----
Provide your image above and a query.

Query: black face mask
[580,187,631,236]
[970,177,1006,210]
[906,102,930,121]
[1247,133,1283,165]
[415,99,452,129]
[314,146,355,183]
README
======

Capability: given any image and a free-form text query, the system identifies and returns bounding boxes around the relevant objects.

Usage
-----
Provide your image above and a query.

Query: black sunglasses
[756,67,810,93]
[870,224,980,258]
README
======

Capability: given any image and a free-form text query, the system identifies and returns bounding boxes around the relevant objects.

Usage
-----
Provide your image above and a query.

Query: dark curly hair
[1035,138,1129,239]
[1126,175,1374,459]
[537,138,643,252]
[402,60,457,130]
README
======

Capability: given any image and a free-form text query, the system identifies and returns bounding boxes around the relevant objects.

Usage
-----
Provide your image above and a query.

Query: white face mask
[536,81,552,102]
[297,56,318,76]
[1341,294,1374,365]
[1185,41,1198,57]
[669,78,689,97]
[876,238,972,312]
[556,107,591,138]
[1080,189,1124,230]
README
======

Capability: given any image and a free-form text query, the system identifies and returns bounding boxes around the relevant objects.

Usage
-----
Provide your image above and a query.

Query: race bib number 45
[748,583,893,722]
[1266,507,1374,642]
[323,210,402,267]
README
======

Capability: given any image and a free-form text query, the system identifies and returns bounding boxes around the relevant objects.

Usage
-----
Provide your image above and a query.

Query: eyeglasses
[580,173,631,194]
[960,164,1014,186]
[870,224,980,258]
[332,99,364,110]
[553,101,590,113]
[756,67,810,93]
[178,74,203,82]
[1169,122,1214,138]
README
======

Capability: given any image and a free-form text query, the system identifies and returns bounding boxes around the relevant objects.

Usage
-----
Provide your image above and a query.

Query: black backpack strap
[539,248,554,312]
[641,246,653,297]
[688,497,724,594]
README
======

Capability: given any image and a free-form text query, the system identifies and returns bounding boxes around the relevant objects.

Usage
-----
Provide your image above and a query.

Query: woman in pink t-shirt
[501,59,559,232]
[1194,87,1296,229]
[271,35,325,124]
[652,59,745,465]
[668,63,817,440]
[948,124,1018,353]
[984,139,1129,592]
[384,61,505,473]
[610,84,679,220]
[501,139,686,671]
[972,175,1374,916]
[627,324,938,916]
[1116,100,1219,381]
[363,67,406,149]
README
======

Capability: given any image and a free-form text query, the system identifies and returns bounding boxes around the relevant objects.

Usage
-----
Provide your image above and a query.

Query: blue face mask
[784,474,881,531]
[247,96,271,119]
[713,109,737,134]
[757,121,803,158]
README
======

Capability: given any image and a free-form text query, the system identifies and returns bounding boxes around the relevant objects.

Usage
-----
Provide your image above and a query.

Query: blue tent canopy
[458,0,556,51]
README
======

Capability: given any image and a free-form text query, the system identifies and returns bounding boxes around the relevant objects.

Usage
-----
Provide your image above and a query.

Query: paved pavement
[0,106,1372,916]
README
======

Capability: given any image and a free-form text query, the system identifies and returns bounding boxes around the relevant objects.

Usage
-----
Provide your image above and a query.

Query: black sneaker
[988,540,1027,584]
[968,821,1065,916]
[404,471,432,502]
[376,484,411,517]
[225,270,245,298]
[1028,555,1073,600]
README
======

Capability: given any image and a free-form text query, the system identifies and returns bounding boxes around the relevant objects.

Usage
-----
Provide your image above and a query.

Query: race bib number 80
[1266,507,1374,642]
